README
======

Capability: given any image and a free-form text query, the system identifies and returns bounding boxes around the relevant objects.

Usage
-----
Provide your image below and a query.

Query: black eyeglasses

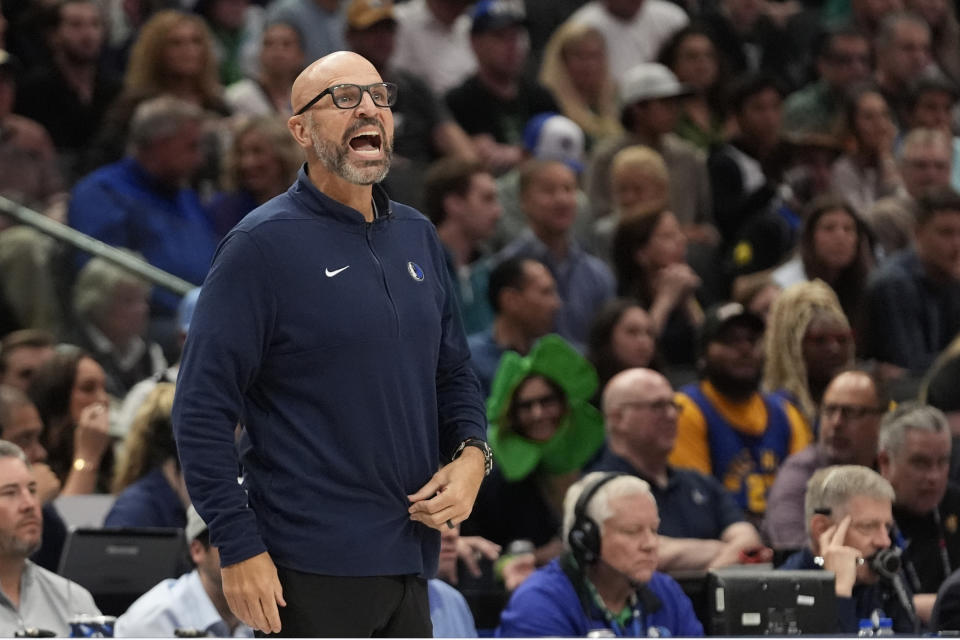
[294,82,398,115]
[619,399,683,415]
[514,393,563,413]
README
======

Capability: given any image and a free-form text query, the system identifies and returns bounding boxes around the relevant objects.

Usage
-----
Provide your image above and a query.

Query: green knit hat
[486,335,606,482]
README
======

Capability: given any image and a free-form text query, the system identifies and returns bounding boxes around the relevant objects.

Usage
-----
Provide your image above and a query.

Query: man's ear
[287,115,313,151]
[443,193,465,220]
[877,450,892,477]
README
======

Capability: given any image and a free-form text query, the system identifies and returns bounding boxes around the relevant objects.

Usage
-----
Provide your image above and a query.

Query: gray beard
[307,114,393,185]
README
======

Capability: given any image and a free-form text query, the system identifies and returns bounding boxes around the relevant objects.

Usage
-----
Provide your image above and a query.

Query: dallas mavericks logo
[407,261,424,281]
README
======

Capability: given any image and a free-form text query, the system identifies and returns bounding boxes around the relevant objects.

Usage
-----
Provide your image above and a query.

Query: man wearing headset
[496,472,703,637]
[779,464,921,633]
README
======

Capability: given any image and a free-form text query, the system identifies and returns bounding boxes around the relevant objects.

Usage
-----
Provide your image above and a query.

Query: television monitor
[707,567,837,635]
[57,528,191,616]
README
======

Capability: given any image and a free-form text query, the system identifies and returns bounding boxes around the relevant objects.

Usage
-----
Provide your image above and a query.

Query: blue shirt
[68,157,218,315]
[115,569,253,637]
[466,329,504,398]
[497,556,703,637]
[495,230,615,349]
[104,468,186,529]
[172,169,486,576]
[429,579,477,638]
[588,448,746,540]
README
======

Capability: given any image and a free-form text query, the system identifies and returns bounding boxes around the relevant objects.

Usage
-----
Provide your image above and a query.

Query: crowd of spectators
[2,0,960,634]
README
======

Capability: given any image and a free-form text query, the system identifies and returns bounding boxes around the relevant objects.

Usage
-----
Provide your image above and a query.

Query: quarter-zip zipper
[365,221,400,337]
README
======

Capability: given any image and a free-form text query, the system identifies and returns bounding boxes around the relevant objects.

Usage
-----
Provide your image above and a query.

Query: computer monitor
[707,567,838,635]
[57,528,191,616]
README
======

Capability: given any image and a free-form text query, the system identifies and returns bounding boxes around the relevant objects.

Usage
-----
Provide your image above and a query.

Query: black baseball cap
[699,302,765,353]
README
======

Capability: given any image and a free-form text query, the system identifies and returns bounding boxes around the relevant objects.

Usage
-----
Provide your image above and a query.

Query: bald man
[172,51,489,637]
[591,368,762,570]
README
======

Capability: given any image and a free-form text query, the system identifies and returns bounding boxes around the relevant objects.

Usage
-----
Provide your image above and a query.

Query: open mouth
[348,131,383,156]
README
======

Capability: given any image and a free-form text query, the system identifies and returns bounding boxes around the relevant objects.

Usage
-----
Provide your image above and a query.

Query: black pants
[258,568,433,638]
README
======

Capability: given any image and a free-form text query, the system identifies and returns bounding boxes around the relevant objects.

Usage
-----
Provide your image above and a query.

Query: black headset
[568,472,627,566]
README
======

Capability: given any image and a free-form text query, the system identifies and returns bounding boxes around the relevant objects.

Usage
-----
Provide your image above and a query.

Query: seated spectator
[764,369,888,549]
[587,63,713,239]
[865,195,917,259]
[28,346,112,495]
[495,160,615,348]
[0,51,65,216]
[593,368,763,570]
[781,26,872,140]
[587,298,658,395]
[770,195,875,321]
[878,402,960,623]
[424,158,502,335]
[0,330,54,392]
[613,208,703,368]
[105,383,186,529]
[430,524,481,637]
[70,257,168,399]
[0,441,100,636]
[496,472,704,637]
[12,0,121,183]
[591,144,671,263]
[265,0,342,65]
[902,73,960,191]
[193,0,264,86]
[0,386,67,572]
[780,465,921,633]
[899,128,954,201]
[657,26,730,150]
[467,257,560,397]
[84,10,229,173]
[831,84,903,218]
[921,334,960,481]
[708,73,794,271]
[538,21,622,146]
[861,187,960,376]
[763,280,855,424]
[490,113,594,252]
[391,0,476,97]
[445,0,558,175]
[115,505,252,637]
[225,21,305,117]
[69,96,219,320]
[344,0,478,210]
[113,288,195,440]
[208,115,302,237]
[463,335,605,569]
[567,0,689,87]
[875,12,934,127]
[905,0,960,85]
[671,303,811,522]
[934,567,960,631]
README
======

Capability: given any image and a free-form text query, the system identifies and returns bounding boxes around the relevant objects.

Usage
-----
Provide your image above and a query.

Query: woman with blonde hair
[105,383,188,528]
[209,115,303,236]
[763,280,855,424]
[85,10,230,171]
[539,21,622,146]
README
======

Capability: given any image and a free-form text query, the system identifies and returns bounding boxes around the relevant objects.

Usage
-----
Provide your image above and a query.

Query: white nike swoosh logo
[325,266,350,277]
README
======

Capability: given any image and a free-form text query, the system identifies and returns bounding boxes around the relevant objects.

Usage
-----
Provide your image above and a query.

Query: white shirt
[568,1,689,88]
[393,0,477,97]
[115,570,252,638]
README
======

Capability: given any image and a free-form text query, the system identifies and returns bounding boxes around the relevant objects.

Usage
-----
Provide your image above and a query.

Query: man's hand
[221,551,286,633]
[33,462,61,504]
[818,515,862,597]
[457,535,501,578]
[500,553,535,591]
[408,447,485,530]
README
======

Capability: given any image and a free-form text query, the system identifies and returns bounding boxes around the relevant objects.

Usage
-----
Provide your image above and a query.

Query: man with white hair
[496,471,703,637]
[779,465,920,633]
[878,402,960,622]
